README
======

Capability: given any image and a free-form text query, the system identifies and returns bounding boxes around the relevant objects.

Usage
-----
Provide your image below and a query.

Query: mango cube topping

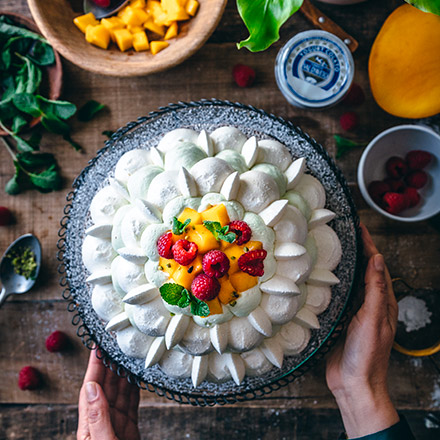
[74,0,199,54]
[158,204,264,316]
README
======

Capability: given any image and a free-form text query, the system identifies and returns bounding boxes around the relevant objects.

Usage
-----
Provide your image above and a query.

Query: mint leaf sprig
[334,135,366,159]
[172,217,190,235]
[1,135,61,194]
[203,221,236,244]
[160,283,210,317]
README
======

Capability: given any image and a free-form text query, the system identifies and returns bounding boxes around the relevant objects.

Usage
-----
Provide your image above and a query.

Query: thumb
[362,254,389,324]
[85,382,118,440]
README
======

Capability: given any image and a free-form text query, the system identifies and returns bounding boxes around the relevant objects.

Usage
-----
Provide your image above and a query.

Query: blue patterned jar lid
[275,30,354,109]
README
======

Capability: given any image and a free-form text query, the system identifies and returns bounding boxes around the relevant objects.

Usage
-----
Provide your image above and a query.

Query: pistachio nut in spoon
[0,234,42,308]
[83,0,129,19]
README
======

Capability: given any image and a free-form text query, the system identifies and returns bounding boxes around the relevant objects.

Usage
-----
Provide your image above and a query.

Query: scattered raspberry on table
[46,331,70,352]
[18,366,42,390]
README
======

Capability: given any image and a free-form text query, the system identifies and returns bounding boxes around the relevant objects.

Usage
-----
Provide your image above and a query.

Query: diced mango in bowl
[73,0,199,54]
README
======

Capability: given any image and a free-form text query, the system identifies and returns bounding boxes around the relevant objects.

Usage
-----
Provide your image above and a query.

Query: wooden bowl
[27,0,227,77]
[0,12,63,136]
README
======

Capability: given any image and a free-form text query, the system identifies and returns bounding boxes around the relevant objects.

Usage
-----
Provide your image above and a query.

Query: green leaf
[37,96,76,120]
[172,217,191,235]
[5,162,22,195]
[177,289,191,308]
[15,53,42,94]
[334,135,366,159]
[13,134,37,153]
[16,151,56,168]
[190,296,210,317]
[236,0,303,52]
[203,221,236,243]
[77,100,106,122]
[5,175,21,195]
[404,0,440,15]
[11,114,28,133]
[27,130,42,150]
[13,93,42,117]
[28,163,61,191]
[160,283,186,305]
[0,20,51,45]
[41,112,70,135]
[27,40,55,66]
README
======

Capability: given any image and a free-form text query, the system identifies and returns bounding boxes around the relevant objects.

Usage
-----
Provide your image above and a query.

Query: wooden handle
[300,0,359,53]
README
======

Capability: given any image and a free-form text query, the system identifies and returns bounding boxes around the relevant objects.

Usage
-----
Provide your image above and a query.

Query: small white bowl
[358,125,440,222]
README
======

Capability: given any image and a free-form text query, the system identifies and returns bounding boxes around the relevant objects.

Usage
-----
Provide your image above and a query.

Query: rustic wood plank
[0,0,439,429]
[1,405,439,440]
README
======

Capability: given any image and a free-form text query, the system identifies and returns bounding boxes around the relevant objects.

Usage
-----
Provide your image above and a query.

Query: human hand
[77,349,140,440]
[326,223,399,438]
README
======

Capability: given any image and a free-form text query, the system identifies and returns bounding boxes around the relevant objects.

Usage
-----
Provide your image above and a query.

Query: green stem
[0,135,17,162]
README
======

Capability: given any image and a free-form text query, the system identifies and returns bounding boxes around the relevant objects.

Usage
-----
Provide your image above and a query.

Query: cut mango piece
[218,276,238,305]
[172,265,197,290]
[164,21,178,40]
[132,31,150,51]
[188,254,203,276]
[178,207,202,225]
[224,245,243,274]
[85,24,111,50]
[159,257,179,277]
[74,13,98,34]
[128,25,145,33]
[185,224,219,254]
[120,6,150,26]
[150,40,169,54]
[130,0,146,7]
[101,17,124,41]
[113,28,133,51]
[206,297,223,315]
[229,272,258,293]
[200,204,230,226]
[243,241,262,251]
[185,0,199,16]
[144,18,165,36]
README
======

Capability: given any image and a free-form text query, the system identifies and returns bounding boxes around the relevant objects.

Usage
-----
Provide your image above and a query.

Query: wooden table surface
[1,0,439,438]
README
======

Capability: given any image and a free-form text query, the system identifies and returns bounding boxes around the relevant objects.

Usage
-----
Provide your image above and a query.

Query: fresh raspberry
[382,192,407,215]
[405,150,433,170]
[228,220,252,245]
[339,111,358,131]
[0,206,13,226]
[202,250,230,278]
[403,187,420,208]
[343,83,365,106]
[405,170,428,189]
[238,249,267,277]
[18,366,42,390]
[385,156,408,179]
[233,64,255,88]
[45,331,69,352]
[172,239,198,266]
[383,178,405,193]
[157,232,174,259]
[368,180,391,205]
[191,273,220,301]
[92,0,110,7]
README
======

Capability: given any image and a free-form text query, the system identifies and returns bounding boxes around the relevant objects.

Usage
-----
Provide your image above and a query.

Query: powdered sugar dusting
[398,296,432,332]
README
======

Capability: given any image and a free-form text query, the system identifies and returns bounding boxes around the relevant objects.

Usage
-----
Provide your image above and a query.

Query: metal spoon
[83,0,129,19]
[0,234,42,308]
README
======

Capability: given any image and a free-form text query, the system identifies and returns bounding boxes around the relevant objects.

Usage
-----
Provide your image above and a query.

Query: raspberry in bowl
[358,125,440,222]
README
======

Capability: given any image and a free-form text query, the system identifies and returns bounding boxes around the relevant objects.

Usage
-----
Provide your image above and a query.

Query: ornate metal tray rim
[57,99,362,407]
